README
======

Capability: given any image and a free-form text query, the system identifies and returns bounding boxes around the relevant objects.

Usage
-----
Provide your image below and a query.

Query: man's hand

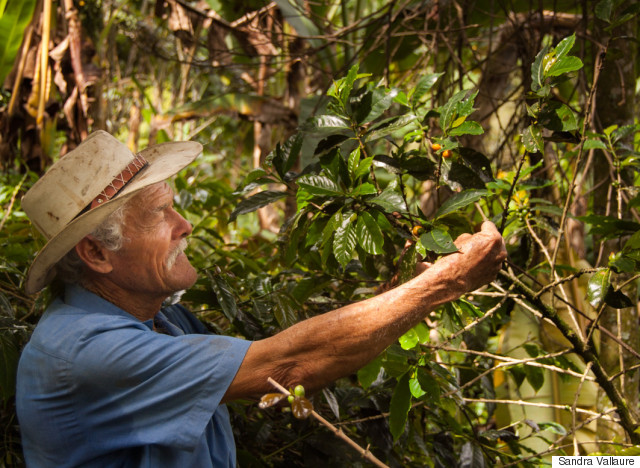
[420,221,507,295]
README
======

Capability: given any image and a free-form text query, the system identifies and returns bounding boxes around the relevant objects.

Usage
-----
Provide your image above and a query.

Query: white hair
[54,203,130,285]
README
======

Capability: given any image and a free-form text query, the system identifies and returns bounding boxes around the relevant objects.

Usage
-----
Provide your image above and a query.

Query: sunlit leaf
[302,115,351,134]
[587,269,611,307]
[449,121,484,136]
[258,393,286,409]
[440,90,468,130]
[297,175,344,197]
[0,0,37,86]
[358,354,383,389]
[420,228,458,254]
[291,396,314,419]
[370,184,408,212]
[333,214,357,266]
[553,34,576,60]
[531,46,549,91]
[547,56,583,77]
[583,139,607,150]
[399,328,419,350]
[356,211,384,255]
[522,124,544,153]
[409,377,426,398]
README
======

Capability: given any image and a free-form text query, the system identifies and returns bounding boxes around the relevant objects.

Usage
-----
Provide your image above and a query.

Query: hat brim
[25,140,202,294]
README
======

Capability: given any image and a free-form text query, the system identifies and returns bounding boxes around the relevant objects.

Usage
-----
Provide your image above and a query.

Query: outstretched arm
[222,221,506,402]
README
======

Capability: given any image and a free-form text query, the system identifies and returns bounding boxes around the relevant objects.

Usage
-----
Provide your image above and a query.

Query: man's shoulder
[161,303,210,334]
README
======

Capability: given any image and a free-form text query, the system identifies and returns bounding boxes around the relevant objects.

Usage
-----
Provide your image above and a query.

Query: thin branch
[266,377,389,468]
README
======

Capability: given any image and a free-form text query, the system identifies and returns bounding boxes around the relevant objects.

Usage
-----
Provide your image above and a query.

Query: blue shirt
[16,285,251,468]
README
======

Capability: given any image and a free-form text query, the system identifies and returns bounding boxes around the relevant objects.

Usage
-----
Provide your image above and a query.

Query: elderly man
[16,131,506,467]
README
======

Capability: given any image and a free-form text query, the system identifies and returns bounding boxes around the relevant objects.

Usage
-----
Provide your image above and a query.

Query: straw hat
[21,130,202,294]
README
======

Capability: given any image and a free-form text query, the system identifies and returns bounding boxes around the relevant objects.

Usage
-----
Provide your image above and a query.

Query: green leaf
[273,291,298,329]
[333,214,357,266]
[356,88,400,124]
[414,322,430,343]
[409,377,426,398]
[209,273,238,321]
[0,0,36,86]
[587,269,611,307]
[546,56,583,77]
[538,421,567,436]
[553,34,576,60]
[531,46,549,91]
[229,190,287,222]
[420,228,458,254]
[595,0,614,22]
[370,184,408,212]
[583,139,607,150]
[440,90,468,130]
[416,367,441,403]
[356,211,384,255]
[524,365,545,393]
[347,147,361,180]
[270,133,304,177]
[411,72,443,105]
[604,287,634,309]
[434,189,488,219]
[449,121,484,136]
[302,115,351,134]
[297,174,344,197]
[350,182,377,197]
[354,156,374,180]
[389,373,412,441]
[522,125,544,153]
[358,354,383,389]
[579,214,640,239]
[399,328,419,350]
[366,114,417,141]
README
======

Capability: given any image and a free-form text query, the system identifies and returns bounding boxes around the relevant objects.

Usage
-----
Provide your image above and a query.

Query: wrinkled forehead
[125,181,174,213]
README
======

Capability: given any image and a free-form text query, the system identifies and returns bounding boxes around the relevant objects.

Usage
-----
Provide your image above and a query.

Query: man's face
[107,182,198,298]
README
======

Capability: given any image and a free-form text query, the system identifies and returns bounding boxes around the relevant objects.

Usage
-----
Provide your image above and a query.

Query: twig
[572,362,593,455]
[498,270,640,443]
[463,398,617,421]
[266,377,389,468]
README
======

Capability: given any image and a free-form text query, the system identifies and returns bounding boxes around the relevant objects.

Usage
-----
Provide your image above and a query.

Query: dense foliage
[2,0,640,466]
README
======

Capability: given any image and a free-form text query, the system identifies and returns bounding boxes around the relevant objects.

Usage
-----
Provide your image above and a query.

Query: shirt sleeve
[71,314,251,451]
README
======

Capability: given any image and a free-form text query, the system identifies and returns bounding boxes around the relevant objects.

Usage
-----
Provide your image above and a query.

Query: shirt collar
[64,284,155,331]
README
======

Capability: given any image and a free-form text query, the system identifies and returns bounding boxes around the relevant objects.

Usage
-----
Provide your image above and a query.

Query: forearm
[223,261,463,401]
[222,221,506,402]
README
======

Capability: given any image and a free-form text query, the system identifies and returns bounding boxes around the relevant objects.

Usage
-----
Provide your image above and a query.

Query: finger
[454,233,473,247]
[480,221,500,234]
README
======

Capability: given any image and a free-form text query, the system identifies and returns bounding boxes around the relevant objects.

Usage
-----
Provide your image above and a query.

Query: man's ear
[74,236,114,274]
